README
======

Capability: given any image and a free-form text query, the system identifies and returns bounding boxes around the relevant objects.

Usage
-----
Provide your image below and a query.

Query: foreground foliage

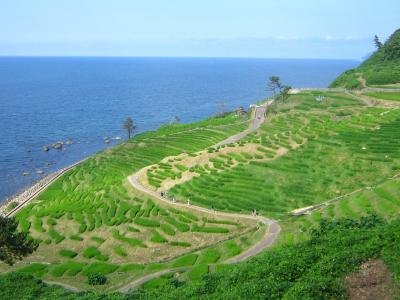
[1,216,399,299]
[0,216,38,265]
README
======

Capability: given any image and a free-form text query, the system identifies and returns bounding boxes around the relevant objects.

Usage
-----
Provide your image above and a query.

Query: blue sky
[1,0,399,59]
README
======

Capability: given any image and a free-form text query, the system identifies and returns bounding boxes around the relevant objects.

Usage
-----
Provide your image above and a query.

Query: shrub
[87,273,107,285]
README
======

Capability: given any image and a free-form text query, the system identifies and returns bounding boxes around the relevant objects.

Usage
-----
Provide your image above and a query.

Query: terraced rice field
[1,113,267,290]
[279,175,400,245]
[363,91,400,101]
[165,92,400,217]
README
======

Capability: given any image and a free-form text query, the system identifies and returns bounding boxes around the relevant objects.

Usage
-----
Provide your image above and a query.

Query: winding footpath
[119,102,280,293]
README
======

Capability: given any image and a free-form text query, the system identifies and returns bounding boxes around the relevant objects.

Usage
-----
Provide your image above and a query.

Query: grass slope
[2,112,265,290]
[331,28,400,88]
[168,92,400,217]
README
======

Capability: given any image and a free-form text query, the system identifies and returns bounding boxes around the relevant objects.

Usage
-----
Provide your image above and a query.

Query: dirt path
[119,102,280,293]
[117,268,190,294]
[357,73,367,88]
[43,280,82,293]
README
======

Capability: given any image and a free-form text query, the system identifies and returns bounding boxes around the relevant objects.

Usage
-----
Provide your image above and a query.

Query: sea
[0,57,359,203]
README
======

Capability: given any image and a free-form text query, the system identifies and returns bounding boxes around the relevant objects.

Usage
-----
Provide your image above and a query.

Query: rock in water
[42,146,50,152]
[66,139,73,145]
[53,142,63,150]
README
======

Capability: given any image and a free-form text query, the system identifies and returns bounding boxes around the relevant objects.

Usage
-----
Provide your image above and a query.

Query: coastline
[0,158,86,217]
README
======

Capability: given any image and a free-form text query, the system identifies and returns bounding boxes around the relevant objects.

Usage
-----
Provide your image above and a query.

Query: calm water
[0,57,358,203]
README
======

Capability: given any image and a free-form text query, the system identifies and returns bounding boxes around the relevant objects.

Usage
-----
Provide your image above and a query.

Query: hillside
[2,87,400,299]
[3,215,400,299]
[331,28,400,89]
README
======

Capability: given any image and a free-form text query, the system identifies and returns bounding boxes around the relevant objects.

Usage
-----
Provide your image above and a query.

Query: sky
[1,0,399,59]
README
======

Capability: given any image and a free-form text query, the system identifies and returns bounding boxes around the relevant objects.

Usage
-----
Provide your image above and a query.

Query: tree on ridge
[279,85,292,102]
[374,34,383,50]
[267,76,282,97]
[123,117,136,139]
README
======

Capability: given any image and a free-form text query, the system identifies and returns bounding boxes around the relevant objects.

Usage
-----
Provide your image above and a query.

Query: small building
[235,106,247,116]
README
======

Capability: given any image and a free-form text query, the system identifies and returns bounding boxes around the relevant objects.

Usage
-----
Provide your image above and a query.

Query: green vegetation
[6,201,18,212]
[2,216,400,299]
[172,254,198,267]
[82,262,119,276]
[0,216,38,265]
[82,246,109,261]
[331,28,400,88]
[87,273,107,285]
[59,249,78,258]
[5,57,400,299]
[114,245,128,257]
[5,111,252,289]
[150,230,168,243]
[50,262,86,277]
[364,91,400,101]
[170,92,400,217]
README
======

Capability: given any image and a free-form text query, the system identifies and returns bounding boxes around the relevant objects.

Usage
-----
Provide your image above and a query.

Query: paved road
[120,102,280,293]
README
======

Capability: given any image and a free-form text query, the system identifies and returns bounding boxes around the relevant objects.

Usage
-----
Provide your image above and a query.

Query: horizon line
[0,55,361,61]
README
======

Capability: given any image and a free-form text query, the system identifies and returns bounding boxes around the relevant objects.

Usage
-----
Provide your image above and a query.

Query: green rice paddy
[0,112,267,290]
[168,92,400,218]
[5,89,400,292]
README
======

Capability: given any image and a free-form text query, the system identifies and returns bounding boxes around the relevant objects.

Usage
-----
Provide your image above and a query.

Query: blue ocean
[0,57,358,202]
